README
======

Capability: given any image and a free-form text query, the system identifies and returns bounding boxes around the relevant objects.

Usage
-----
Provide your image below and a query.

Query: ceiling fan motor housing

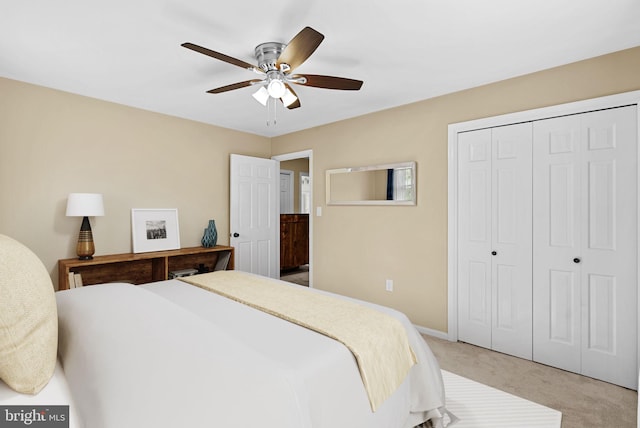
[254,42,287,72]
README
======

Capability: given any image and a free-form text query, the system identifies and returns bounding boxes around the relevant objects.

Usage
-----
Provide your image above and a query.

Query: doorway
[272,150,313,287]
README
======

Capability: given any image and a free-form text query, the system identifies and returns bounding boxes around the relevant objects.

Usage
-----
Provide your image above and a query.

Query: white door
[533,106,637,389]
[280,170,294,213]
[457,122,533,359]
[490,123,533,359]
[300,172,310,214]
[532,114,582,373]
[230,154,279,278]
[458,128,493,350]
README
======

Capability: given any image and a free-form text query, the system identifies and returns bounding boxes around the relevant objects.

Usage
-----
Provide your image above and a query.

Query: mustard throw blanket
[180,270,416,411]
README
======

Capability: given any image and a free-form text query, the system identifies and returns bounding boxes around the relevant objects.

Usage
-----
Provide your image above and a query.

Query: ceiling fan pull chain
[266,96,271,126]
[266,96,278,127]
[273,97,278,126]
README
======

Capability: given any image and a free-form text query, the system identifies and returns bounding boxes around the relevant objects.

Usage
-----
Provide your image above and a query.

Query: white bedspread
[55,279,445,428]
[180,270,418,412]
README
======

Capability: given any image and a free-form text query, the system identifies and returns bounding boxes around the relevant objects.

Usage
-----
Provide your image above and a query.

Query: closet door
[490,124,533,359]
[458,128,493,350]
[458,123,533,359]
[532,114,583,373]
[533,106,638,389]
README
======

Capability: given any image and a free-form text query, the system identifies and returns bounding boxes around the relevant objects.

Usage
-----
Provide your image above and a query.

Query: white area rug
[441,370,562,427]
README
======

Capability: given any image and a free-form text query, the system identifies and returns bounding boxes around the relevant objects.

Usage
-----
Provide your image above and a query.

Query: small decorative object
[66,193,105,260]
[131,209,180,253]
[201,219,218,248]
[168,268,198,279]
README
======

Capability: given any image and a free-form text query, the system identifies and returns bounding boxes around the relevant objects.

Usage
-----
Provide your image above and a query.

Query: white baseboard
[414,325,450,341]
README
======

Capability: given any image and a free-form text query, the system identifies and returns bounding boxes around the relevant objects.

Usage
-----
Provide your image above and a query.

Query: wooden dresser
[58,245,234,290]
[280,214,309,271]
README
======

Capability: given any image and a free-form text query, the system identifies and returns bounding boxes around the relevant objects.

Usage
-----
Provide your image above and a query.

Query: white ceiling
[2,0,640,138]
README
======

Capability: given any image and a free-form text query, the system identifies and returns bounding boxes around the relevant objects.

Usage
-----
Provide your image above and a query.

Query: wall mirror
[326,161,416,205]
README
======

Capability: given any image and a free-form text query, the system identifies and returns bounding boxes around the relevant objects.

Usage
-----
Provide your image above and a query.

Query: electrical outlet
[385,279,393,292]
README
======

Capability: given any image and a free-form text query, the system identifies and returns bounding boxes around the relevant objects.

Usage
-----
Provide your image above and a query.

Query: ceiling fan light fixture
[252,86,269,106]
[281,87,298,107]
[267,79,286,99]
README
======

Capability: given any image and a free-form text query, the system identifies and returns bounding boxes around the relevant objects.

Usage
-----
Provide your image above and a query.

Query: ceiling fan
[181,27,363,112]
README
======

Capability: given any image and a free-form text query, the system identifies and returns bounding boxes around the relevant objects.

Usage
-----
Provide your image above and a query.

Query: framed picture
[131,209,180,253]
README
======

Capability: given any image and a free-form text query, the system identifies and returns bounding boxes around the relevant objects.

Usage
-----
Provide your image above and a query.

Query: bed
[0,234,446,428]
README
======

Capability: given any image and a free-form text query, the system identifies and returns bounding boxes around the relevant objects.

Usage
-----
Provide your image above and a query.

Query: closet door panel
[457,129,492,349]
[533,115,583,373]
[549,164,577,247]
[580,106,637,389]
[548,269,578,344]
[490,123,533,360]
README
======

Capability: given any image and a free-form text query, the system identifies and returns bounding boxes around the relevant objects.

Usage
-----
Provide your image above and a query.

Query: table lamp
[66,193,105,260]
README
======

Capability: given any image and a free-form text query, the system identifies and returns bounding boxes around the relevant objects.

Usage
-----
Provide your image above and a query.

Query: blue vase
[201,219,218,248]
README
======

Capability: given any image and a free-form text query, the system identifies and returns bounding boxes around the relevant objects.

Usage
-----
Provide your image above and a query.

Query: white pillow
[0,234,57,394]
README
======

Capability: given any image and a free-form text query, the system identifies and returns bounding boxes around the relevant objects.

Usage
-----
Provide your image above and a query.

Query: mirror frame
[325,161,416,206]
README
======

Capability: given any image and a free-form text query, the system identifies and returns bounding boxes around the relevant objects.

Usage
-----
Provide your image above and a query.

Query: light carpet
[440,370,562,427]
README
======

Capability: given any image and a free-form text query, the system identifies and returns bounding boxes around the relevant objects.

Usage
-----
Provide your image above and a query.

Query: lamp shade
[281,87,298,107]
[252,86,269,106]
[66,193,105,217]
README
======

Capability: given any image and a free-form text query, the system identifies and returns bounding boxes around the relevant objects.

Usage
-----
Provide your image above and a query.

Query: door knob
[232,233,240,238]
[491,251,497,256]
[573,258,581,264]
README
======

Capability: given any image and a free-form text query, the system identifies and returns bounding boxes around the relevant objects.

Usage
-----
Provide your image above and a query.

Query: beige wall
[2,46,639,332]
[0,78,270,289]
[272,46,640,332]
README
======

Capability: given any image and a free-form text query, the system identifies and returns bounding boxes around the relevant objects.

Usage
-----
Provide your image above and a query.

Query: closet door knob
[491,251,497,256]
[573,258,581,264]
[232,233,240,238]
